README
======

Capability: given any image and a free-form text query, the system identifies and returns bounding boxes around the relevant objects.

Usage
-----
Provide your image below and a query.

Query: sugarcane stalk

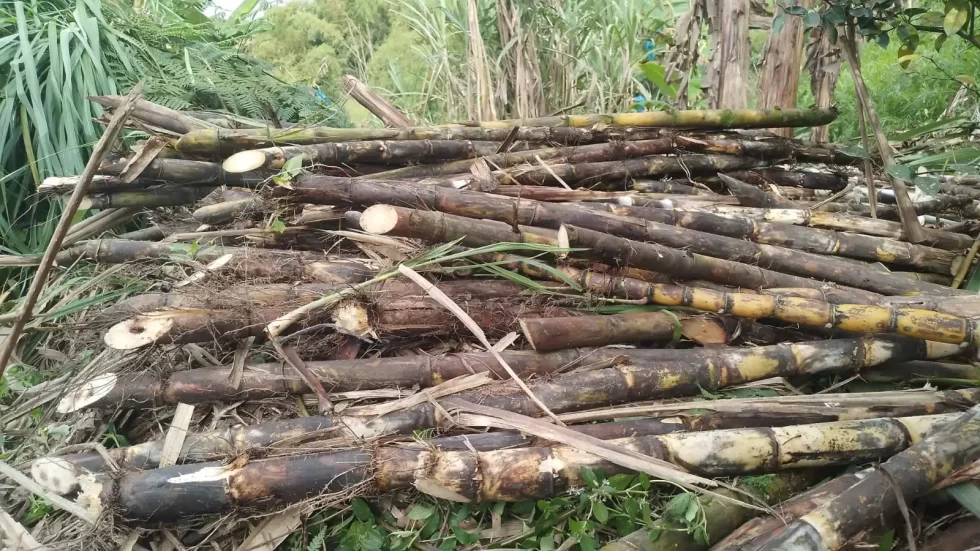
[358,205,879,303]
[631,179,707,195]
[117,220,201,241]
[175,126,667,156]
[116,225,166,241]
[712,471,866,550]
[56,239,375,284]
[550,248,980,344]
[755,406,980,551]
[815,195,972,219]
[63,207,140,247]
[58,336,964,483]
[367,134,797,181]
[952,232,980,288]
[718,173,800,208]
[192,196,265,225]
[38,175,131,196]
[101,279,564,349]
[678,204,974,251]
[39,413,669,494]
[601,471,822,551]
[76,186,218,209]
[467,107,837,129]
[489,186,634,202]
[725,168,848,190]
[558,221,958,296]
[358,203,559,246]
[363,208,978,322]
[620,207,960,274]
[769,186,831,199]
[342,75,413,128]
[497,154,768,187]
[80,412,968,523]
[221,140,504,173]
[101,157,269,186]
[88,95,211,135]
[628,194,740,207]
[49,382,976,499]
[296,178,919,296]
[519,312,695,351]
[57,348,625,412]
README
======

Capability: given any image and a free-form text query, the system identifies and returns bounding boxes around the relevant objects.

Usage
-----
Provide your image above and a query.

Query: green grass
[800,36,980,142]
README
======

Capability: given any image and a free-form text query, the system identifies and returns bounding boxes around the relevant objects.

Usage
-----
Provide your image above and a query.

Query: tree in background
[249,0,390,99]
[757,0,814,137]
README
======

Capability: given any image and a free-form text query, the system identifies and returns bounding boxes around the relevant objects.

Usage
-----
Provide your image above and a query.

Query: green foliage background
[0,0,346,260]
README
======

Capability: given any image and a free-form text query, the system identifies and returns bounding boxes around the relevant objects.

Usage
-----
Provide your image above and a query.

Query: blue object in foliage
[633,93,647,112]
[643,39,654,51]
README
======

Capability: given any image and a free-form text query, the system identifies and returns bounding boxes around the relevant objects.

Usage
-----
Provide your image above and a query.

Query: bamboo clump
[12,92,980,550]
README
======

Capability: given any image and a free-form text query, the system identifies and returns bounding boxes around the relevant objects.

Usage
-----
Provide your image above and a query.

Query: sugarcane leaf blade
[945,482,980,518]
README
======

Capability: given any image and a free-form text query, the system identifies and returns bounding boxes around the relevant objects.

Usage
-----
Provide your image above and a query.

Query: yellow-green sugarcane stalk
[464,107,838,129]
[356,205,980,347]
[175,125,666,156]
[83,411,963,524]
[549,237,980,349]
[754,406,980,551]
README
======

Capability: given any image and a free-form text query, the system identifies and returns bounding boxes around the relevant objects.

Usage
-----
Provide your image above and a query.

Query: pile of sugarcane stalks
[8,92,980,551]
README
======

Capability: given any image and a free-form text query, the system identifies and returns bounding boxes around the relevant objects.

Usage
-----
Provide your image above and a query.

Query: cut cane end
[76,474,105,519]
[517,319,538,351]
[77,197,94,210]
[333,302,372,338]
[359,204,400,235]
[104,315,175,349]
[556,225,571,259]
[56,373,118,414]
[222,150,267,173]
[31,457,80,495]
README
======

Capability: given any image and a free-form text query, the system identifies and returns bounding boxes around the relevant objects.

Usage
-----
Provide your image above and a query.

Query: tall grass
[798,37,980,142]
[0,0,344,270]
[367,0,685,123]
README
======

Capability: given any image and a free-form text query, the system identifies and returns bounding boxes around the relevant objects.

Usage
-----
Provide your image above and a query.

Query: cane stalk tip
[31,457,79,495]
[222,150,266,173]
[557,225,571,251]
[104,316,174,350]
[56,373,118,414]
[517,319,537,351]
[359,204,400,235]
